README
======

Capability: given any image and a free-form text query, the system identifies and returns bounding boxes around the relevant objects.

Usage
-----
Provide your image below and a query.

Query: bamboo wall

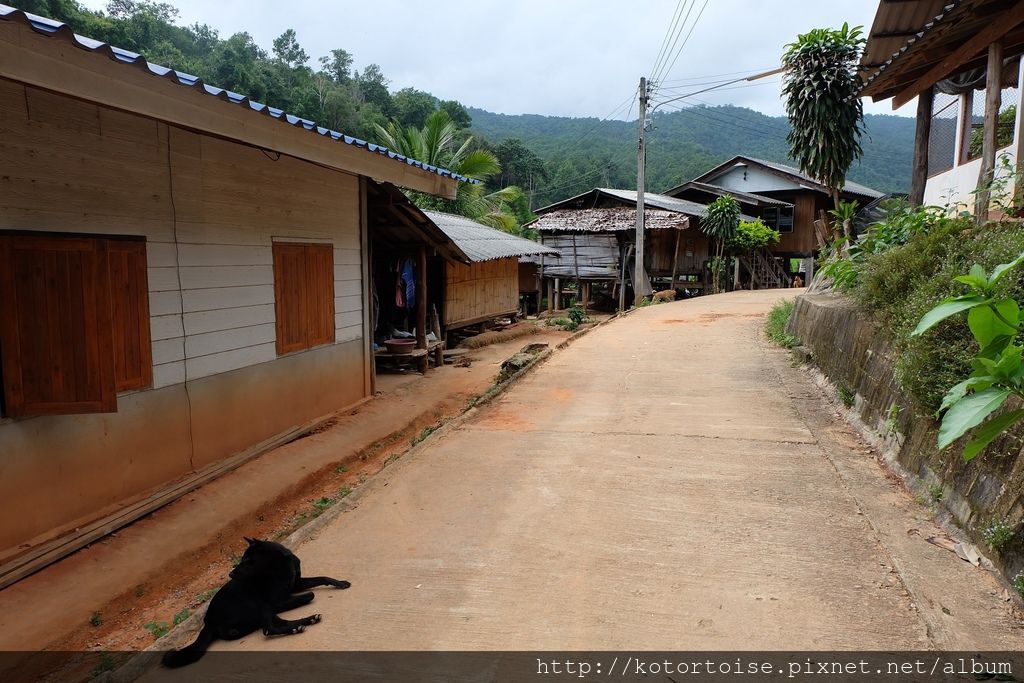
[445,257,518,328]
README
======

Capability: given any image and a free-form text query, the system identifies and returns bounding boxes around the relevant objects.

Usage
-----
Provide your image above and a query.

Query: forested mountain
[10,0,916,218]
[470,106,916,208]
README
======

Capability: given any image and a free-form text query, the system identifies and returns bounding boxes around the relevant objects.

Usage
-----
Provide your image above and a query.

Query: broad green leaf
[968,300,1019,347]
[963,409,1024,461]
[989,251,1024,285]
[954,264,990,292]
[911,295,989,337]
[994,344,1024,379]
[938,387,1010,449]
[938,376,995,413]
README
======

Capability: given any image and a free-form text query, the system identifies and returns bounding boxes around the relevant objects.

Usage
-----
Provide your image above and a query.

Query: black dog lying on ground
[162,538,350,668]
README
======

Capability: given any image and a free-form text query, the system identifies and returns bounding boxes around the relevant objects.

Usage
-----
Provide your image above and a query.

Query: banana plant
[911,252,1024,461]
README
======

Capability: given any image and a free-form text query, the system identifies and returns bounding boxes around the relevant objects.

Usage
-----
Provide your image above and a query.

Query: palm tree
[374,111,523,232]
[701,196,740,294]
[782,23,866,218]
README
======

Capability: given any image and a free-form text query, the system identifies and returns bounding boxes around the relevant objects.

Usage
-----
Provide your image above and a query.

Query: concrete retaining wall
[789,294,1024,578]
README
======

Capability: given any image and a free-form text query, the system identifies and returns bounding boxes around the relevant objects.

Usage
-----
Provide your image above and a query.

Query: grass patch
[334,464,348,474]
[928,484,944,503]
[1014,571,1024,599]
[89,611,102,627]
[411,424,438,447]
[143,620,169,640]
[312,497,334,516]
[195,588,219,604]
[765,299,800,349]
[172,608,190,626]
[836,383,855,408]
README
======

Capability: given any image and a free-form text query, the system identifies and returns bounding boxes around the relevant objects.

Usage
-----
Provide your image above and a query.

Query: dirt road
[145,290,1021,671]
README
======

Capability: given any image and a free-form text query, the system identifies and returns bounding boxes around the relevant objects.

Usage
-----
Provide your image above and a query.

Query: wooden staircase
[739,249,792,289]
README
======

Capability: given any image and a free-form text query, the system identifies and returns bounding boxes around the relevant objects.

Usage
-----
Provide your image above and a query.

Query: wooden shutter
[305,244,336,348]
[0,234,116,416]
[272,242,335,355]
[108,239,153,391]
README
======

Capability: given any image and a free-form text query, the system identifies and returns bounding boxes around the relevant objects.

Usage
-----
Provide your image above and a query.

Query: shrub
[980,518,1016,552]
[765,299,799,349]
[726,219,780,253]
[853,219,1024,412]
[567,305,586,326]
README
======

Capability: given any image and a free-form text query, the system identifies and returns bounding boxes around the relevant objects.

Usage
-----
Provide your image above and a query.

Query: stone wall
[789,293,1024,579]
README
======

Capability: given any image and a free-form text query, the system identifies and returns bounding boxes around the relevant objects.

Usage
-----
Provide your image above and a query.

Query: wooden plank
[892,4,1024,108]
[187,341,276,380]
[184,322,277,359]
[0,25,458,198]
[183,304,274,336]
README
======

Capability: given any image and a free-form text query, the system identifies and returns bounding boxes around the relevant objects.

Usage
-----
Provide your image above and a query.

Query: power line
[648,0,688,82]
[654,0,710,87]
[658,67,776,85]
[650,0,697,86]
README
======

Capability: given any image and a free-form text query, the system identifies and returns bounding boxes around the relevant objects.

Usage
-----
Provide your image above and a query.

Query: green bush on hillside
[850,219,1024,412]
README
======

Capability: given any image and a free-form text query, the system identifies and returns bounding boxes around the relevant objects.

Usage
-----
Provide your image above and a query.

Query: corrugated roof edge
[858,1,961,98]
[0,4,479,185]
[422,210,560,262]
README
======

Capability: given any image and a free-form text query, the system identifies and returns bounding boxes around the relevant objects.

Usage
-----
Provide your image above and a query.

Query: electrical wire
[650,0,697,87]
[654,0,710,87]
[648,0,688,83]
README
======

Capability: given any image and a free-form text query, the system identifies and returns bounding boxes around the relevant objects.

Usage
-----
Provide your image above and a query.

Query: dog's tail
[161,625,215,668]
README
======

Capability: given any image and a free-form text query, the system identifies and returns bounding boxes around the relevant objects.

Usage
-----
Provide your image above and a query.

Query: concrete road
[146,290,1021,668]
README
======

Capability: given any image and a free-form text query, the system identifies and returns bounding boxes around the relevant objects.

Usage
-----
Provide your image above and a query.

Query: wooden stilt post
[554,277,561,310]
[416,245,428,374]
[571,233,581,308]
[670,228,681,293]
[976,39,1003,223]
[547,278,554,313]
[910,87,933,207]
[537,254,545,316]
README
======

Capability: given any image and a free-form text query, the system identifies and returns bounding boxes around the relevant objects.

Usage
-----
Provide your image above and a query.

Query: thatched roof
[532,206,689,233]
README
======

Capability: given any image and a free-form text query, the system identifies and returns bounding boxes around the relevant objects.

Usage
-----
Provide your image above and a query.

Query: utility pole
[634,76,648,307]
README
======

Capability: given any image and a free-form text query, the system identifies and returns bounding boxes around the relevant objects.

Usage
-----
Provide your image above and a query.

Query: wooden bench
[374,340,445,373]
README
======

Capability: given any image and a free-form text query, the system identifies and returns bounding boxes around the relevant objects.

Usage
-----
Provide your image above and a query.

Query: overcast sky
[79,0,909,120]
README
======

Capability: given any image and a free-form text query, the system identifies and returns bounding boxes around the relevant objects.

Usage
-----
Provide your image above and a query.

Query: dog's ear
[244,536,256,546]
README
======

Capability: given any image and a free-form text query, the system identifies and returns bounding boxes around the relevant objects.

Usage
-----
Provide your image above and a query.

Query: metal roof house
[0,5,474,586]
[672,155,884,262]
[527,187,736,306]
[860,0,1024,218]
[422,211,557,331]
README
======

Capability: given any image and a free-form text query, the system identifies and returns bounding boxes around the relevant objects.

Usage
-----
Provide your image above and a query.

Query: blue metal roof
[0,4,478,185]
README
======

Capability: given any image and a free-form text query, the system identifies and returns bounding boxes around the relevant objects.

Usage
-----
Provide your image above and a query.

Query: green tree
[319,48,353,84]
[439,100,472,129]
[393,87,439,128]
[782,23,866,212]
[374,110,524,232]
[355,64,393,118]
[701,196,741,293]
[272,29,308,69]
